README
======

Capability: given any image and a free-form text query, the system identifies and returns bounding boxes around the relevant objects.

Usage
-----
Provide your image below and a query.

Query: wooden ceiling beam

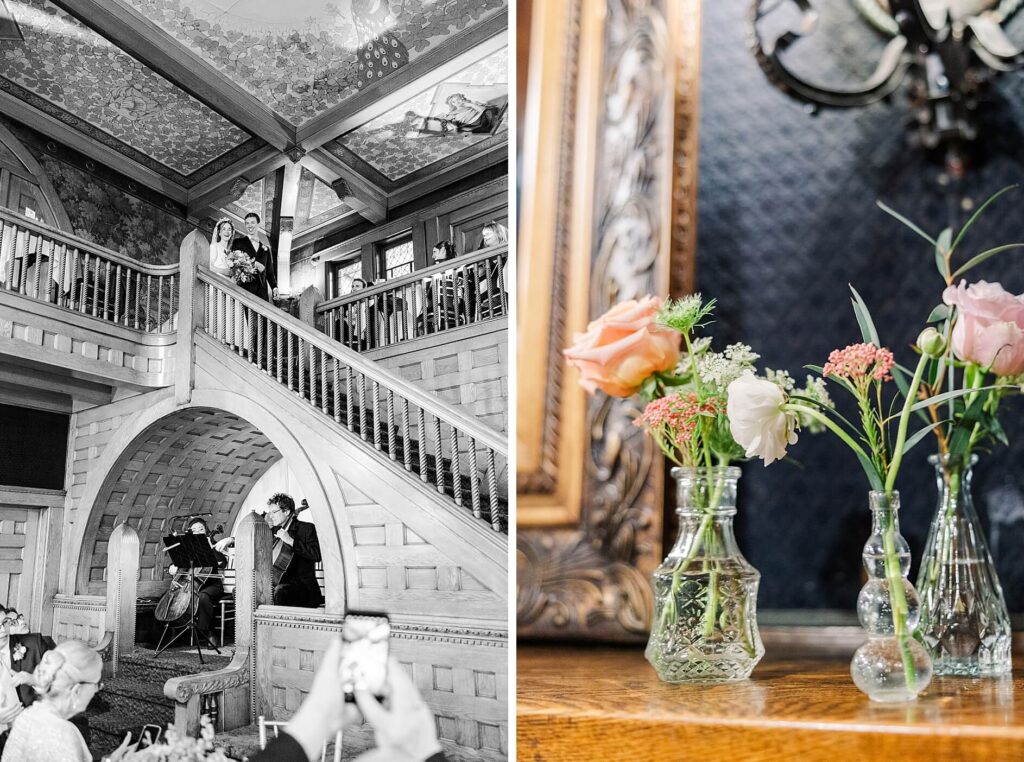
[302,151,387,224]
[295,14,509,149]
[186,147,289,218]
[0,363,112,406]
[49,0,296,151]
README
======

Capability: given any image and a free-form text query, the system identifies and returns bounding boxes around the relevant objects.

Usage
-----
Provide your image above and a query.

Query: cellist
[167,517,227,640]
[216,493,323,607]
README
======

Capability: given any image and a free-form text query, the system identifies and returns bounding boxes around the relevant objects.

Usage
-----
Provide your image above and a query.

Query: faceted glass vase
[915,454,1012,676]
[645,466,764,683]
[850,491,932,702]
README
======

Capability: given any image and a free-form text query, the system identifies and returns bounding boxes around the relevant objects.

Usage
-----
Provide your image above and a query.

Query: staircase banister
[0,207,181,275]
[316,242,509,312]
[198,266,508,455]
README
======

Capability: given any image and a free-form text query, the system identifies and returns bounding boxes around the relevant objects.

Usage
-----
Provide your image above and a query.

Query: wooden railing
[199,267,508,531]
[317,244,509,352]
[0,208,180,333]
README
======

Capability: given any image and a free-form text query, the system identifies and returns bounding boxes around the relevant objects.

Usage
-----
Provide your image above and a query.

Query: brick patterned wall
[368,318,508,433]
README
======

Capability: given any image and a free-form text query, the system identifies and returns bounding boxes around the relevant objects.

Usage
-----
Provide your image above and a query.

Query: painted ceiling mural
[122,0,508,125]
[330,44,507,180]
[0,0,252,178]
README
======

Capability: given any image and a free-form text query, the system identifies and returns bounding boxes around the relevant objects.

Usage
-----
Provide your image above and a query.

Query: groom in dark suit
[232,212,277,302]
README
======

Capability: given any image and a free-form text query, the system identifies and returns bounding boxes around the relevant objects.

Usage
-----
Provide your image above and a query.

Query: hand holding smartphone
[339,614,390,702]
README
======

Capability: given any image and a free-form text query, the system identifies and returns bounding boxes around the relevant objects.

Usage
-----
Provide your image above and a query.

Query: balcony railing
[0,208,180,333]
[317,244,508,352]
[199,267,508,532]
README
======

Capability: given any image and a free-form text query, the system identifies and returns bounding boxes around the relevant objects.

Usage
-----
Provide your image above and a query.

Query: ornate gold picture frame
[517,0,702,641]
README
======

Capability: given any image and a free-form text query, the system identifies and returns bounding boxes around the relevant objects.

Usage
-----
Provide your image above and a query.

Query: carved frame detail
[517,0,701,642]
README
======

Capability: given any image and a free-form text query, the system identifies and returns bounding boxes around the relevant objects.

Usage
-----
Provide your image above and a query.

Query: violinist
[167,517,227,639]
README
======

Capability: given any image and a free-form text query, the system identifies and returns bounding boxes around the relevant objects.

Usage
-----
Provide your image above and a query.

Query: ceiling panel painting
[0,0,252,177]
[223,172,277,230]
[295,167,350,232]
[328,45,506,181]
[122,0,508,126]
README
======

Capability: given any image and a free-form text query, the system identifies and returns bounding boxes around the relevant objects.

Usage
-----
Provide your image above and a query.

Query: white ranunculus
[727,374,798,466]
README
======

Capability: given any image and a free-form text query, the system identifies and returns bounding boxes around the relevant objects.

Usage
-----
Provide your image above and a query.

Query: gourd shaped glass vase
[645,466,764,683]
[916,454,1012,676]
[850,491,932,702]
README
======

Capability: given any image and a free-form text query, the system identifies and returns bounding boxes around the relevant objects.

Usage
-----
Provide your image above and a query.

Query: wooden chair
[258,715,342,762]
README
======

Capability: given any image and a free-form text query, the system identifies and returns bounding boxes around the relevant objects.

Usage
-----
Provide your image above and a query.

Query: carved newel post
[103,522,140,678]
[175,228,207,405]
[164,511,272,735]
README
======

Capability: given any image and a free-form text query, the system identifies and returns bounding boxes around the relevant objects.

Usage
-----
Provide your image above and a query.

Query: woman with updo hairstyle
[2,640,101,761]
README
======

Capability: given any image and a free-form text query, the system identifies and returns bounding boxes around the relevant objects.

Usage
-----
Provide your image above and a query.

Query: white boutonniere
[11,644,26,663]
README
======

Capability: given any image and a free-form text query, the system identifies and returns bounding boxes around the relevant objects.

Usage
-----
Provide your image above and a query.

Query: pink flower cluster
[822,343,895,383]
[635,392,722,448]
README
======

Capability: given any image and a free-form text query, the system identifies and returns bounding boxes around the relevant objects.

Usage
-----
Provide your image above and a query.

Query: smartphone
[339,613,390,702]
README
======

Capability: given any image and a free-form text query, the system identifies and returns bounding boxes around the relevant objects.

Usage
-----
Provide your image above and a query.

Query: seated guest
[1,640,101,761]
[420,242,471,333]
[340,278,370,350]
[0,610,27,636]
[0,613,58,754]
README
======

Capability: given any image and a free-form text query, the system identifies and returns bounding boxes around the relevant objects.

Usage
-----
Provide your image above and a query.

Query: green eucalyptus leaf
[876,199,939,248]
[935,228,952,279]
[948,395,989,457]
[855,450,885,492]
[950,184,1020,254]
[989,416,1010,448]
[891,364,931,425]
[951,243,1024,280]
[849,285,880,346]
[926,304,951,323]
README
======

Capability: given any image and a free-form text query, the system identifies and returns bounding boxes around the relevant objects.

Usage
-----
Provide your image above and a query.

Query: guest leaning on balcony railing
[419,241,471,334]
[476,221,507,320]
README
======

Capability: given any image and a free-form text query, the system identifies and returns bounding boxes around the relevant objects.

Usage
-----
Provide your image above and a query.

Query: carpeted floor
[84,644,232,761]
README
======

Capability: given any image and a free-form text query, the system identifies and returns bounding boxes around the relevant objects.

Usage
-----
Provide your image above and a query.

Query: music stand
[154,533,222,663]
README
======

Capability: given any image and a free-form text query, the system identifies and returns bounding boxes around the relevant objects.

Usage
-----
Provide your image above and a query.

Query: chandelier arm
[968,17,1024,69]
[749,11,910,109]
[889,0,945,44]
[852,0,900,37]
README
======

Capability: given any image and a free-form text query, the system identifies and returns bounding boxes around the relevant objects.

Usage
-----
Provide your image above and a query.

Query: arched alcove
[76,407,282,597]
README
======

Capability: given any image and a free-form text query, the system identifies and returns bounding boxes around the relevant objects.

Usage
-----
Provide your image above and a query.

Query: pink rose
[564,296,681,397]
[943,280,1024,376]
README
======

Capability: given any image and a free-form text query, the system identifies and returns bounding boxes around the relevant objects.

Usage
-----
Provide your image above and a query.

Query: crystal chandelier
[749,1,1024,175]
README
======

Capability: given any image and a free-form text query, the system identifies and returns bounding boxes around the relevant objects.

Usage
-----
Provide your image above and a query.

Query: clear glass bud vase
[851,491,932,702]
[915,454,1012,676]
[645,466,764,683]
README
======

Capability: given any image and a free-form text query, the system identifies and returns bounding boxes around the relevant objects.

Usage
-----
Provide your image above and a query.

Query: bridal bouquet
[226,250,258,285]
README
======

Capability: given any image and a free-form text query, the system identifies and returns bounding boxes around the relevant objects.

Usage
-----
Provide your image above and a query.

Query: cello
[154,520,224,625]
[270,499,310,586]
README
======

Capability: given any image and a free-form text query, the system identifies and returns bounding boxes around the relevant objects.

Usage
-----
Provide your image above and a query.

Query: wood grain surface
[518,644,1024,761]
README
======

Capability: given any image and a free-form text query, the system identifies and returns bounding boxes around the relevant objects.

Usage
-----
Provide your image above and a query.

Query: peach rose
[564,296,681,397]
[943,280,1024,376]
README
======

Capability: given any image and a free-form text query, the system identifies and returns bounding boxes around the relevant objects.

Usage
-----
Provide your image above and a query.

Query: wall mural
[295,167,349,232]
[122,0,507,125]
[40,159,191,264]
[0,0,251,177]
[696,0,1024,614]
[332,46,507,180]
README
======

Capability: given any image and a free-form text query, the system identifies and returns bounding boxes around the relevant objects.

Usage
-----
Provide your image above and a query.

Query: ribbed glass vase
[915,454,1012,676]
[850,491,932,702]
[645,466,763,683]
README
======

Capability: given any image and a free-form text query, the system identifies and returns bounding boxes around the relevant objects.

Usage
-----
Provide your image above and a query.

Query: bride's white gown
[209,240,248,352]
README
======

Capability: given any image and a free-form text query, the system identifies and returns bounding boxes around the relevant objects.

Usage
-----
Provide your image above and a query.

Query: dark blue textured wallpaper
[695,1,1024,614]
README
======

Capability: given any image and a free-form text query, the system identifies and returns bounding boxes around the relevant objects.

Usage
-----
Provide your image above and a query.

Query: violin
[154,522,224,625]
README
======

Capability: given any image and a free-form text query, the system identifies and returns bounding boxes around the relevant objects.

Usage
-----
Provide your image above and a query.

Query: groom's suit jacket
[231,234,276,302]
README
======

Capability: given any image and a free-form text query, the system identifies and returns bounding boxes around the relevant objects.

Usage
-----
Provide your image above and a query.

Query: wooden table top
[518,643,1024,761]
